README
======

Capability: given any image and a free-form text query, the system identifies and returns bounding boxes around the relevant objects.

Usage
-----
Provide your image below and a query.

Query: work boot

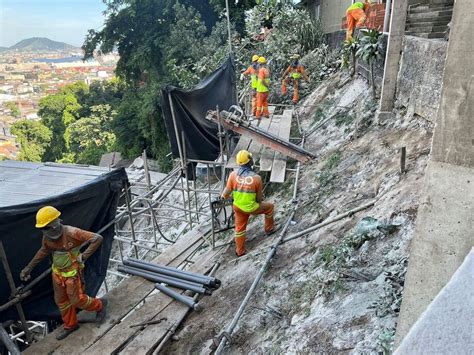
[56,325,79,340]
[96,298,108,323]
[265,224,281,237]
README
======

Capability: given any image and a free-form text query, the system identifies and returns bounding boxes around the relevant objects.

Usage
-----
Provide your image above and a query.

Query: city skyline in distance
[0,0,106,48]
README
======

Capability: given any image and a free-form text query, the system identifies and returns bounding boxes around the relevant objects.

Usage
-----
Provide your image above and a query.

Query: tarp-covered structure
[0,161,127,322]
[161,57,236,163]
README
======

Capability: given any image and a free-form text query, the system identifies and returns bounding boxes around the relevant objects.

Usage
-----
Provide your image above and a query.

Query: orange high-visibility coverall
[243,64,259,115]
[281,63,309,104]
[256,66,270,118]
[222,170,274,256]
[346,2,370,40]
[26,226,103,329]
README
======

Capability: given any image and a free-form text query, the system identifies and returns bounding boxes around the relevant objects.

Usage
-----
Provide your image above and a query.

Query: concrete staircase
[405,0,453,39]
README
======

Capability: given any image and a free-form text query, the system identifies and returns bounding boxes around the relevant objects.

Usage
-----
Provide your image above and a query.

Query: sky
[0,0,107,47]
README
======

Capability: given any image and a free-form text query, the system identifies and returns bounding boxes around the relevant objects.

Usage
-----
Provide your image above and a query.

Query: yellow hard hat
[257,57,267,64]
[36,206,61,228]
[236,150,253,166]
[291,53,300,60]
[252,55,259,62]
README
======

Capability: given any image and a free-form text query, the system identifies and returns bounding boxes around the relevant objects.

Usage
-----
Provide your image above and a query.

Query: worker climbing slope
[20,206,107,340]
[221,150,277,257]
[255,56,271,119]
[346,1,370,40]
[241,55,260,116]
[281,54,310,104]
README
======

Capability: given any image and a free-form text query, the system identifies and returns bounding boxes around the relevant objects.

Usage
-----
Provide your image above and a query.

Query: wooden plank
[226,107,275,169]
[259,115,282,171]
[270,109,293,183]
[247,114,273,162]
[117,249,221,354]
[24,227,208,355]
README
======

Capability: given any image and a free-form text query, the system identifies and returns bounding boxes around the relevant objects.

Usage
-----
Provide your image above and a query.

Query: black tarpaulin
[161,56,237,162]
[0,168,127,322]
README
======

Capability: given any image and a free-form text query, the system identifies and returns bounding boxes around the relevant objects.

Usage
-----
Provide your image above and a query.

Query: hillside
[161,72,433,353]
[6,37,78,52]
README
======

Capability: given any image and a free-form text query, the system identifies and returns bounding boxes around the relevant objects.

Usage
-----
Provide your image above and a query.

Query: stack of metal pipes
[117,258,221,310]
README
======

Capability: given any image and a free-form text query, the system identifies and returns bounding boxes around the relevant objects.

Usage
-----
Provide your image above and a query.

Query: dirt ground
[162,72,434,354]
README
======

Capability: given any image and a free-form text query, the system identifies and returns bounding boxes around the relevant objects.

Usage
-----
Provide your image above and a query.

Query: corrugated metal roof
[0,160,110,207]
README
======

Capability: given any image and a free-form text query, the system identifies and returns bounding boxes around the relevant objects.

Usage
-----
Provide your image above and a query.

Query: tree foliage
[11,120,52,162]
[16,1,328,170]
[5,102,21,118]
[64,104,117,165]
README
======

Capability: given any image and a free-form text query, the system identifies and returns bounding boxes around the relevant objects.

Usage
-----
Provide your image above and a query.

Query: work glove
[20,267,32,282]
[240,74,245,81]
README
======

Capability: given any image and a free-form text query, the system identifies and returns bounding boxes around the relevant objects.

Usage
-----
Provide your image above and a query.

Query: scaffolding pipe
[181,132,194,228]
[383,0,392,33]
[117,265,210,295]
[214,209,297,354]
[0,325,20,355]
[154,283,200,310]
[0,241,33,342]
[128,257,219,284]
[124,259,220,288]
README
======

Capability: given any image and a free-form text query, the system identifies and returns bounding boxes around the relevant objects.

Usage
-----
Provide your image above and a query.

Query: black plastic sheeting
[0,168,127,322]
[161,56,237,163]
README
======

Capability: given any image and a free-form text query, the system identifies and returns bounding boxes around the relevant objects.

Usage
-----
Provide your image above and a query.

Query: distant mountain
[6,37,79,52]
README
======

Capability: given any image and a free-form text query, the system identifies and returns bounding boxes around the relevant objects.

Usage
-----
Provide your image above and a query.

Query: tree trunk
[351,50,356,78]
[370,60,376,98]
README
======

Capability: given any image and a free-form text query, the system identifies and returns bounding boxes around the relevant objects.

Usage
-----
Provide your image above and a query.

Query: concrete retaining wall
[395,36,447,122]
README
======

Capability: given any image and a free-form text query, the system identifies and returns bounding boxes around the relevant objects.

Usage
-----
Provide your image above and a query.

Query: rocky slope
[162,71,433,354]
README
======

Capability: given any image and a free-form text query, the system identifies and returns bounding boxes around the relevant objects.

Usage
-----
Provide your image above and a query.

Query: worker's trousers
[346,9,366,40]
[233,202,274,256]
[281,78,300,104]
[251,89,257,116]
[53,272,102,329]
[256,92,270,118]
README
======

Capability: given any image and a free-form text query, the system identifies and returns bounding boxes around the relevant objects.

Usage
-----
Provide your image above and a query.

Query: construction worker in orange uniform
[20,206,107,340]
[255,56,270,119]
[241,55,260,116]
[281,54,310,104]
[346,1,370,40]
[221,150,276,256]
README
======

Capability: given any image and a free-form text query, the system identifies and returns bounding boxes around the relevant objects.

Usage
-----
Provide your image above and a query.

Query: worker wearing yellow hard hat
[241,55,261,116]
[221,150,277,256]
[256,56,270,118]
[20,206,107,340]
[281,53,310,104]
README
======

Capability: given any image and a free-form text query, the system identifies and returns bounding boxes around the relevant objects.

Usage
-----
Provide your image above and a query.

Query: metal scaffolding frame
[0,104,231,352]
[0,100,301,352]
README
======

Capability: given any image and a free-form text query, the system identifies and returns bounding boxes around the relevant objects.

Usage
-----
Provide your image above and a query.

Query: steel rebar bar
[214,209,296,354]
[281,200,376,244]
